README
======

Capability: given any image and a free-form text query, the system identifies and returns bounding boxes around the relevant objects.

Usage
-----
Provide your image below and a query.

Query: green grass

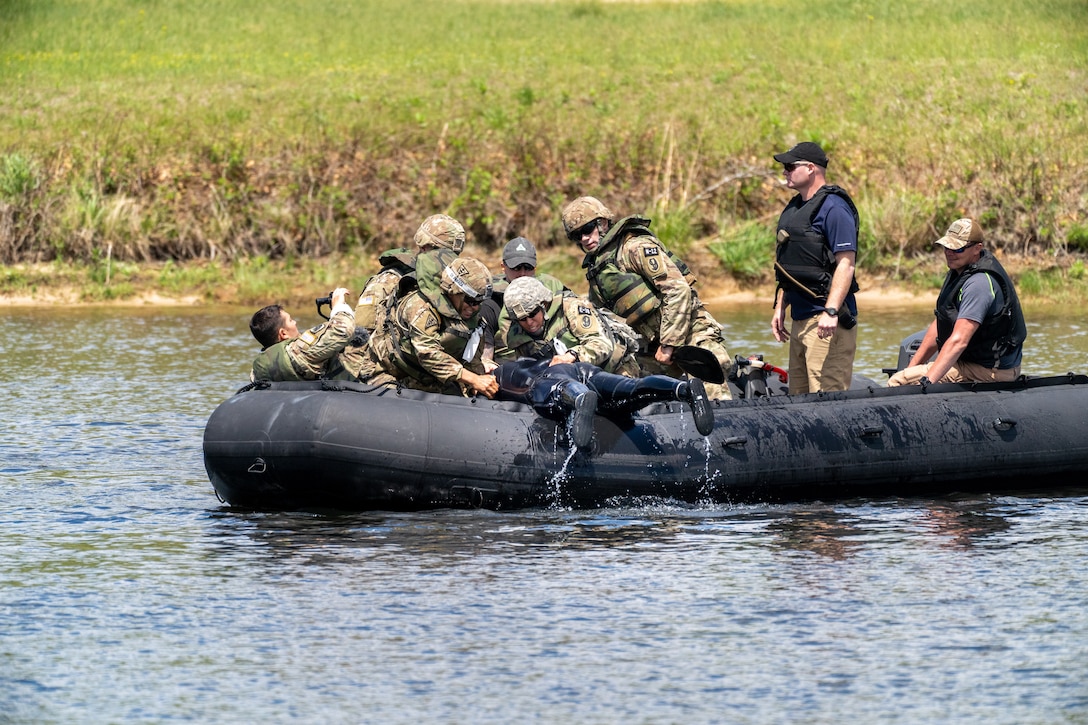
[2,0,1087,293]
[708,221,770,281]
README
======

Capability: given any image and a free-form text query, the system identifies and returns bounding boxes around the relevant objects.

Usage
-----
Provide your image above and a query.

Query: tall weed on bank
[1,0,1086,279]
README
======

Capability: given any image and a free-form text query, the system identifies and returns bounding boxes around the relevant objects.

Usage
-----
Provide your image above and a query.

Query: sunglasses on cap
[567,220,598,242]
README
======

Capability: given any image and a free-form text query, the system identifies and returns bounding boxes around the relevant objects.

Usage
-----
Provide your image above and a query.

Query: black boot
[558,382,598,449]
[677,379,715,436]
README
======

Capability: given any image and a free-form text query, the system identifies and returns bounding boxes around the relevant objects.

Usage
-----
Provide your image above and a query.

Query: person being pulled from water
[494,278,715,450]
[495,358,715,450]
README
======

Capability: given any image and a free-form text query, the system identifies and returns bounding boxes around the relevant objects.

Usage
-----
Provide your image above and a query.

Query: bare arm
[771,287,789,343]
[817,251,856,339]
[924,318,980,383]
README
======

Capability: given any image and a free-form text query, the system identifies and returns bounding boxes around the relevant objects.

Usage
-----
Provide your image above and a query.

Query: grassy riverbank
[2,0,1087,304]
[1,246,1084,312]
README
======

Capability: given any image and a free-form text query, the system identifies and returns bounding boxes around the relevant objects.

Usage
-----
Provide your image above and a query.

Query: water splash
[699,435,724,504]
[544,420,580,509]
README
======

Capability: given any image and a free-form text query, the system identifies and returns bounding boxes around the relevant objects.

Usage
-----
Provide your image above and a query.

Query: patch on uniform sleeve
[578,305,592,316]
[643,245,663,276]
[408,304,441,334]
[359,295,374,305]
[581,315,592,329]
[299,325,323,346]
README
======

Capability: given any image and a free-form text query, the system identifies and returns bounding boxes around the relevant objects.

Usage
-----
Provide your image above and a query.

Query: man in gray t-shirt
[889,218,1026,386]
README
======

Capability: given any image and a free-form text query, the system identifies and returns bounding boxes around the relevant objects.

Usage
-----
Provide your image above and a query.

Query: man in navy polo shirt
[770,141,861,394]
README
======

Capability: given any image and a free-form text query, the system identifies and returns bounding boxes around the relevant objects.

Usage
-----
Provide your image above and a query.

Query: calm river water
[2,303,1087,724]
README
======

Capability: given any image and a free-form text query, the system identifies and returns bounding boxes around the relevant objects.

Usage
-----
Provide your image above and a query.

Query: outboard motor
[729,354,789,398]
[745,359,769,399]
[885,329,929,376]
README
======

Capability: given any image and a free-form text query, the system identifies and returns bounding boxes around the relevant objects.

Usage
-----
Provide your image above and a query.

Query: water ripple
[2,307,1087,723]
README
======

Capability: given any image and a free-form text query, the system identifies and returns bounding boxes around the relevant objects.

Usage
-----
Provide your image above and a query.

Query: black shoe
[685,378,715,436]
[570,390,598,449]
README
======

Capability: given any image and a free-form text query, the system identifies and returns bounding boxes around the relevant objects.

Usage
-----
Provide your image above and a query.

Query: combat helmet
[561,196,613,239]
[440,256,492,302]
[504,276,553,321]
[414,214,466,253]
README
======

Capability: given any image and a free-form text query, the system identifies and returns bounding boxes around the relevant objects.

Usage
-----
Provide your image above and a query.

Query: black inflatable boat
[203,346,1088,511]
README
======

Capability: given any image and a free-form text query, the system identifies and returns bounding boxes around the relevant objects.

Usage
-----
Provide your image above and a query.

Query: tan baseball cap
[935,218,984,250]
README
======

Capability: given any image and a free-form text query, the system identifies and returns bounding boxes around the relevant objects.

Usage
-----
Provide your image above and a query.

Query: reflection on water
[767,497,1020,561]
[2,305,1088,723]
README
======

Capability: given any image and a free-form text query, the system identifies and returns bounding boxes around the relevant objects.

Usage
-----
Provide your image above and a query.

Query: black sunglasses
[567,220,598,242]
[784,162,810,172]
[512,263,535,272]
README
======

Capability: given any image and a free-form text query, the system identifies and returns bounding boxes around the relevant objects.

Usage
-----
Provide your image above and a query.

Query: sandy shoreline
[0,255,939,310]
[0,279,933,309]
[700,281,932,309]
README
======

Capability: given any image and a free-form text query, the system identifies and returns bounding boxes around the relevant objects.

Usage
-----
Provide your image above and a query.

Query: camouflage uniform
[251,304,355,382]
[497,292,603,362]
[354,248,416,331]
[334,248,416,381]
[339,216,467,382]
[365,255,490,395]
[581,215,731,398]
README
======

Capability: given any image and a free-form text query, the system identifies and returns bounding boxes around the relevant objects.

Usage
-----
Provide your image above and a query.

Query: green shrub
[0,154,39,198]
[1067,225,1088,252]
[708,222,773,282]
[1018,269,1043,297]
[652,207,697,259]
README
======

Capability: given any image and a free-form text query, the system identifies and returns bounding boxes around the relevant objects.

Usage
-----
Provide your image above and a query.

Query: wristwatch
[824,306,839,317]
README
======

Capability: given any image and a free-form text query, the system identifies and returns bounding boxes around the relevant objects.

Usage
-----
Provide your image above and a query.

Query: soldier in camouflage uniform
[338,214,467,381]
[249,287,355,382]
[495,276,641,377]
[364,255,499,398]
[561,196,732,399]
[353,214,467,331]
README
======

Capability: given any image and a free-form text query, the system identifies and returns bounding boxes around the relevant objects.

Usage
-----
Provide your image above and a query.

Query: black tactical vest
[583,216,696,326]
[775,185,860,300]
[935,251,1026,368]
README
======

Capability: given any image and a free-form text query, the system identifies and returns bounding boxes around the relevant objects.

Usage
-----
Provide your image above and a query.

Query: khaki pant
[887,360,1020,387]
[789,314,858,394]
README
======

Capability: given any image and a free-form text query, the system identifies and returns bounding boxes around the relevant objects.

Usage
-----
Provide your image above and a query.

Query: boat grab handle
[992,418,1017,432]
[721,435,747,448]
[858,426,884,438]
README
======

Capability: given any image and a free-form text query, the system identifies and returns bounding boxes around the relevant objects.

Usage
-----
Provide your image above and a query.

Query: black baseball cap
[502,237,537,268]
[774,141,829,168]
